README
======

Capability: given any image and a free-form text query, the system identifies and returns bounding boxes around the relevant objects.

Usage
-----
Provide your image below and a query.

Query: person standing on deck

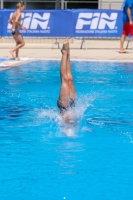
[120,0,133,53]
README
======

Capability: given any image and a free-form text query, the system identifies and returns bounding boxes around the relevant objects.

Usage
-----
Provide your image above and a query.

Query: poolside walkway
[0,39,133,70]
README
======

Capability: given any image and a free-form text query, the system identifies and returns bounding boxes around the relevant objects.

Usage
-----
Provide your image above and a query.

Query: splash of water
[37,94,96,137]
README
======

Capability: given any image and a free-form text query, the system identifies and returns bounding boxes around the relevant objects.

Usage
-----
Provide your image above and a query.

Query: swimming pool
[0,58,7,61]
[0,60,133,200]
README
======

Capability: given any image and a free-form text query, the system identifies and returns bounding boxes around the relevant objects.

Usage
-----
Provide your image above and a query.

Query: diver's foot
[66,38,70,57]
[9,50,15,58]
[61,38,69,54]
[67,40,70,56]
[66,38,70,56]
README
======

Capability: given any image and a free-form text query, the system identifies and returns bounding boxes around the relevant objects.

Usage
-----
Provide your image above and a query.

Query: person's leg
[9,49,15,58]
[120,23,128,53]
[120,34,126,53]
[9,43,24,59]
[9,35,17,58]
[58,39,70,107]
[16,48,20,61]
[9,33,25,58]
[66,42,76,100]
[10,41,25,54]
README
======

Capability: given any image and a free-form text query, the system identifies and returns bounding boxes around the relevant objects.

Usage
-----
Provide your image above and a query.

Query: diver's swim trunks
[57,98,75,113]
[11,29,24,44]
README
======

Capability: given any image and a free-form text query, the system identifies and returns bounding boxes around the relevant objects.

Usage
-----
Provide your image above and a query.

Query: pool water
[0,60,133,200]
[0,58,8,61]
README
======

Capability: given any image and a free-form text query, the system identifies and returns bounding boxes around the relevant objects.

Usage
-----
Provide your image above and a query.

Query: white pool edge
[0,58,133,72]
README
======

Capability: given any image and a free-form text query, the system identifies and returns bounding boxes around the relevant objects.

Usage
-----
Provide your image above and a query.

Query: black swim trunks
[11,29,24,44]
[57,98,75,113]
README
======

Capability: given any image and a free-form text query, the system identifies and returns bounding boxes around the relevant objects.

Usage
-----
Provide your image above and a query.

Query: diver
[57,38,76,124]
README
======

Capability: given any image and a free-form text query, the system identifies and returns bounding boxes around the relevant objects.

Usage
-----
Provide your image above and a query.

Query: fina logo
[8,12,50,29]
[76,13,118,30]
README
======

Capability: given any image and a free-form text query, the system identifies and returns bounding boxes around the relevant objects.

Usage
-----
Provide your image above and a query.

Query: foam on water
[36,94,96,137]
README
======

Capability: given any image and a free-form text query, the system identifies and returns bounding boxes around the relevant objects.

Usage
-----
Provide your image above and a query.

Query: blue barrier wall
[73,9,123,37]
[0,10,3,37]
[0,9,123,37]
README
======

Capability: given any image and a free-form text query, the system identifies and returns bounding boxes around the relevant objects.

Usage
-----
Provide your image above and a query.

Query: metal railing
[65,1,123,9]
[0,0,123,10]
[63,1,122,10]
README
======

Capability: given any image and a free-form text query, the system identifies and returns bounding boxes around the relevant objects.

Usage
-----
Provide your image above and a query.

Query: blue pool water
[0,58,7,61]
[0,60,133,200]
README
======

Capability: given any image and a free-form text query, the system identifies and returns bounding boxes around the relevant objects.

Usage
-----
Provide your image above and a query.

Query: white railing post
[98,0,101,9]
[24,0,27,9]
[109,2,111,9]
[1,0,4,9]
[55,0,60,9]
[61,0,64,9]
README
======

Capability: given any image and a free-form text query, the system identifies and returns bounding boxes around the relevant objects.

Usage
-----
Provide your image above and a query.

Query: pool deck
[0,39,133,71]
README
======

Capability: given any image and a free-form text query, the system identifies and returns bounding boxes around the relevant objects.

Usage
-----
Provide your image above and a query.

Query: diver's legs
[58,39,70,106]
[66,43,76,100]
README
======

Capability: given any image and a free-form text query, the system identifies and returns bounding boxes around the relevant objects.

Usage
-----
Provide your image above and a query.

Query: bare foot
[119,49,127,53]
[9,50,15,58]
[119,51,127,53]
[64,38,70,56]
[15,57,20,61]
[61,38,69,54]
[67,39,70,56]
